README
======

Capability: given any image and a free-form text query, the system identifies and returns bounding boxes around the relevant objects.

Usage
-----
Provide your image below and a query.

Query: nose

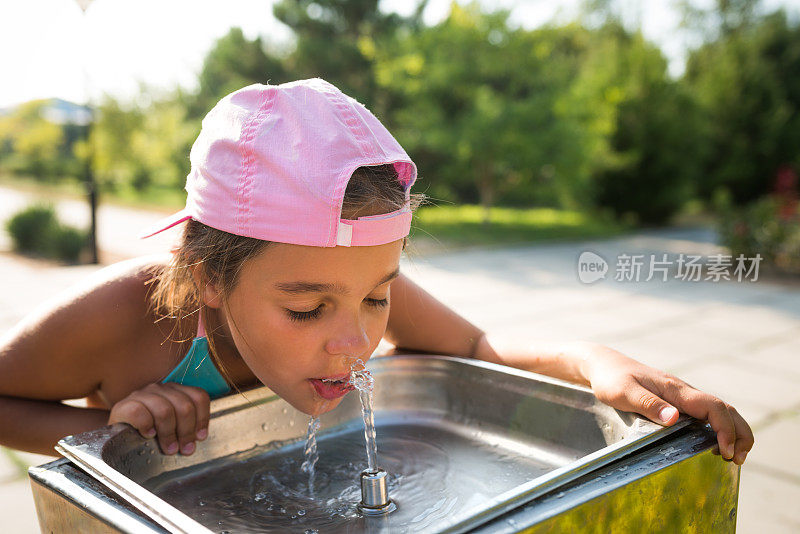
[325,314,370,358]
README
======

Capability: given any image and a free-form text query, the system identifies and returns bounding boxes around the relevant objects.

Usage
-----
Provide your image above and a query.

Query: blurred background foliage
[0,0,798,259]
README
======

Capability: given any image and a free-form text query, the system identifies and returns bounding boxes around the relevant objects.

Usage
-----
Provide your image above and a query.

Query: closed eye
[285,297,389,323]
[365,297,389,308]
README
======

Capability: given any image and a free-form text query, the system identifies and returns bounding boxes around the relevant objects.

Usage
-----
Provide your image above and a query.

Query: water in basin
[145,418,560,533]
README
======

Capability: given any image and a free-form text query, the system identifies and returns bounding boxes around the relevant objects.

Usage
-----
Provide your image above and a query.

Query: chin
[283,384,345,417]
[309,396,343,417]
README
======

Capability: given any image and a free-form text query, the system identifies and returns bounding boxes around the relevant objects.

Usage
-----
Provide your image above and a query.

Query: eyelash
[285,298,389,323]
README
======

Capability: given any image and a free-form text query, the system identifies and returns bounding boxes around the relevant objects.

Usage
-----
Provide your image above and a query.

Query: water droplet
[199,500,206,507]
[281,407,288,414]
[149,449,155,455]
[146,458,151,464]
[298,509,306,516]
[261,423,268,431]
[289,420,295,426]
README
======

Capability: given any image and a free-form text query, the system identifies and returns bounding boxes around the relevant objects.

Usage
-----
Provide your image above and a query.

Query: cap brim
[138,209,192,239]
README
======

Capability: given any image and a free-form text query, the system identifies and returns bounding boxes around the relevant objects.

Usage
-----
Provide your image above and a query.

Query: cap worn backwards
[138,78,417,247]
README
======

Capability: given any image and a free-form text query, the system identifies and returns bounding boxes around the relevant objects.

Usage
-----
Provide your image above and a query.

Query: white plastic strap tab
[336,222,353,246]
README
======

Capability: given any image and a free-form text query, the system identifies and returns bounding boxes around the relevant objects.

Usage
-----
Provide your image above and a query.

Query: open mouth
[308,374,355,400]
[319,376,347,384]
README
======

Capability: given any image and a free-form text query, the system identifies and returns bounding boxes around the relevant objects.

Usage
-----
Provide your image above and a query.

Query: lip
[308,377,355,400]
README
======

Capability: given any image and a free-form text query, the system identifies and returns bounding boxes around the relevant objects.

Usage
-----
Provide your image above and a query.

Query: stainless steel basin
[31,355,735,533]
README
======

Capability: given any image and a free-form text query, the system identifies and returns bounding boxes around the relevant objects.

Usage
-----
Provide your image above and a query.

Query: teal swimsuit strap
[161,312,231,399]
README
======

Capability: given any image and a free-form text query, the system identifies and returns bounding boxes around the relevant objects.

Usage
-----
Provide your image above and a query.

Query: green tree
[569,23,704,224]
[189,27,288,119]
[374,2,591,218]
[273,0,428,111]
[685,8,800,204]
[0,100,65,180]
[85,96,144,193]
[87,86,197,196]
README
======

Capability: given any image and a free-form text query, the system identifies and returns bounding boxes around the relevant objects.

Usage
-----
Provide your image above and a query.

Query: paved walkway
[1,186,797,532]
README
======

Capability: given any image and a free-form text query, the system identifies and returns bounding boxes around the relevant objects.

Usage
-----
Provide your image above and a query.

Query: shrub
[5,203,58,254]
[51,224,88,263]
[5,203,88,263]
[716,194,800,275]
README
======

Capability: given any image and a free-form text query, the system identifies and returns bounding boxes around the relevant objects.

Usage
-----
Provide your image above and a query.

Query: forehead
[240,240,404,291]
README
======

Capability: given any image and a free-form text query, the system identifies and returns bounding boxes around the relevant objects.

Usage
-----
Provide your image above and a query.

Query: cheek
[231,306,389,378]
[228,309,315,375]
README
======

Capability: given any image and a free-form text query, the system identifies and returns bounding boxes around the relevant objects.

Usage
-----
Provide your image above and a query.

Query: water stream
[349,357,379,473]
[299,417,321,497]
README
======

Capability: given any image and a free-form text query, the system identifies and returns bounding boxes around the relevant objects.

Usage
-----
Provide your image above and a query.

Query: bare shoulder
[0,253,177,401]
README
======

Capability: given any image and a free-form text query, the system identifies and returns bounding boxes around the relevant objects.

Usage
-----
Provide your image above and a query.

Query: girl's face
[210,240,403,416]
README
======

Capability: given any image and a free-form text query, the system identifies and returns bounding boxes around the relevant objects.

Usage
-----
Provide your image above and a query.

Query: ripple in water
[149,426,491,533]
[146,361,552,532]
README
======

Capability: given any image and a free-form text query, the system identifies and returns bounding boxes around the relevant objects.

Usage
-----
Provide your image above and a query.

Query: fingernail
[723,444,734,459]
[181,442,195,455]
[166,442,179,455]
[144,428,156,438]
[197,428,208,441]
[659,406,678,423]
[734,452,747,465]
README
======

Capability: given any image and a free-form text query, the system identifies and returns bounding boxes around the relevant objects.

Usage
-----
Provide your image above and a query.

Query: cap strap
[335,206,412,247]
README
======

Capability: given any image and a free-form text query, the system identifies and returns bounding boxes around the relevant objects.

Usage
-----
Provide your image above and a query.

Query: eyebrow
[273,267,401,295]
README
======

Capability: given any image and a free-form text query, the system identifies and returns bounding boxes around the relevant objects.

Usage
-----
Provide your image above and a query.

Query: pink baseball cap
[138,78,417,247]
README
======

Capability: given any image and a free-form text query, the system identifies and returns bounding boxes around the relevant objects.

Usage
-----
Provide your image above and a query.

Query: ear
[190,263,224,309]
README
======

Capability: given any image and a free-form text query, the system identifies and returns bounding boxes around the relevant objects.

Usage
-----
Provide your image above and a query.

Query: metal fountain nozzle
[357,468,396,515]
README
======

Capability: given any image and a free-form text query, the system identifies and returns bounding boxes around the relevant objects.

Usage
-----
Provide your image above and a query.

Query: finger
[728,405,754,465]
[109,400,156,438]
[624,380,680,426]
[156,385,199,455]
[669,387,737,460]
[166,383,211,441]
[131,391,179,455]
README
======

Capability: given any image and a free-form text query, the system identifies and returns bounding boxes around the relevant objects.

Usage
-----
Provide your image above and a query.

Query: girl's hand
[583,345,754,465]
[108,383,210,456]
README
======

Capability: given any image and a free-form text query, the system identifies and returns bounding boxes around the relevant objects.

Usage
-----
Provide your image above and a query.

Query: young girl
[0,78,752,466]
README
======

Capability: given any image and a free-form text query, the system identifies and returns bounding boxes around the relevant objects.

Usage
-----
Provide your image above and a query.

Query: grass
[411,204,632,248]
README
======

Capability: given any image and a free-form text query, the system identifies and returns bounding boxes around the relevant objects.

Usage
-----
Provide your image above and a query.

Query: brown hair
[144,164,426,387]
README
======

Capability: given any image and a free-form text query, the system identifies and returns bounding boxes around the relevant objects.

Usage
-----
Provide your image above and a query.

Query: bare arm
[0,397,108,455]
[385,273,589,384]
[0,258,153,454]
[385,273,485,358]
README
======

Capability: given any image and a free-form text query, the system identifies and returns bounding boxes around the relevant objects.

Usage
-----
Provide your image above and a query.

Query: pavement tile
[735,330,800,379]
[0,478,40,533]
[675,360,800,425]
[590,337,706,371]
[738,467,800,534]
[746,412,800,479]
